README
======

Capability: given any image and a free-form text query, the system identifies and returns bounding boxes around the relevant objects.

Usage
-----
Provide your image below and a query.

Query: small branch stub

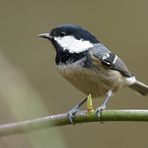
[86,94,94,112]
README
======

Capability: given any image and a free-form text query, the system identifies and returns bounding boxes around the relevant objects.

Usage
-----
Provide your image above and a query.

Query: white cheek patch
[54,36,93,53]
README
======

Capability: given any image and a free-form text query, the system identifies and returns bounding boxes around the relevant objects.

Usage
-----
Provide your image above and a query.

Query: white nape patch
[125,76,136,85]
[54,36,93,53]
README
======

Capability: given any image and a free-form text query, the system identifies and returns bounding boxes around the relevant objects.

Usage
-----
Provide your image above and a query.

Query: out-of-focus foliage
[0,53,67,148]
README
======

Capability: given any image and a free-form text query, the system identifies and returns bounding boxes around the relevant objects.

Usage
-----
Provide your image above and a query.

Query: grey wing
[88,44,132,77]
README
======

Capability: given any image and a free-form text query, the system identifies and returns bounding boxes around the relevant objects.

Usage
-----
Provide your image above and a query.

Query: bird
[39,24,148,123]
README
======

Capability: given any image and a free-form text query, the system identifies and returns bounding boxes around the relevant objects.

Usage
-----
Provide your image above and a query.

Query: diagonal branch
[0,109,148,137]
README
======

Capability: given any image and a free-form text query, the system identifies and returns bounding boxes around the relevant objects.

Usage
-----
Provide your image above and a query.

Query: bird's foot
[67,105,80,124]
[95,90,112,120]
[95,104,106,119]
[67,97,87,124]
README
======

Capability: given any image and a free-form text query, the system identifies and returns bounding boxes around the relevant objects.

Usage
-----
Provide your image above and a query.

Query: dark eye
[59,32,66,37]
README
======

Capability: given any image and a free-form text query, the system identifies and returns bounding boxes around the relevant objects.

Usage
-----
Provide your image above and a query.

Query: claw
[67,106,80,124]
[95,105,106,119]
[67,97,87,124]
[95,90,112,120]
[67,112,74,124]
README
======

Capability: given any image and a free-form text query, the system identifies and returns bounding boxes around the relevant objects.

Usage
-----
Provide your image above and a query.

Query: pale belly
[57,64,126,98]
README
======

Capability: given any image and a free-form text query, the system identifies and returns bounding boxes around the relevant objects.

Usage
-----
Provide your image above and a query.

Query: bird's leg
[67,97,87,124]
[95,90,112,119]
[67,94,94,124]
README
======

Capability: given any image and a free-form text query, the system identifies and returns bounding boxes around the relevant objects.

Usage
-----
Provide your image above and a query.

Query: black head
[50,24,99,43]
[39,24,99,44]
[39,24,99,65]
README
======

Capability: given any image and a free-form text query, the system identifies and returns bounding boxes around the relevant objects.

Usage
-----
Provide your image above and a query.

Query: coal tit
[39,24,148,123]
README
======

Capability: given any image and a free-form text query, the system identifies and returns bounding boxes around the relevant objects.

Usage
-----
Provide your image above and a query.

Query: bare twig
[0,109,148,137]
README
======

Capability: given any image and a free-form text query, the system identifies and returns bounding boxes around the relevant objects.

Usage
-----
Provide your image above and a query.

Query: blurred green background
[0,0,148,148]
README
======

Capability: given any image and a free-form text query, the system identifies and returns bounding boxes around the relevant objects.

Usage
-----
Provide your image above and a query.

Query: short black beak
[38,33,53,40]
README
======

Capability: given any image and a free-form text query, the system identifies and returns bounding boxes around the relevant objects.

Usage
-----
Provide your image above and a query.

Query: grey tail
[129,80,148,96]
